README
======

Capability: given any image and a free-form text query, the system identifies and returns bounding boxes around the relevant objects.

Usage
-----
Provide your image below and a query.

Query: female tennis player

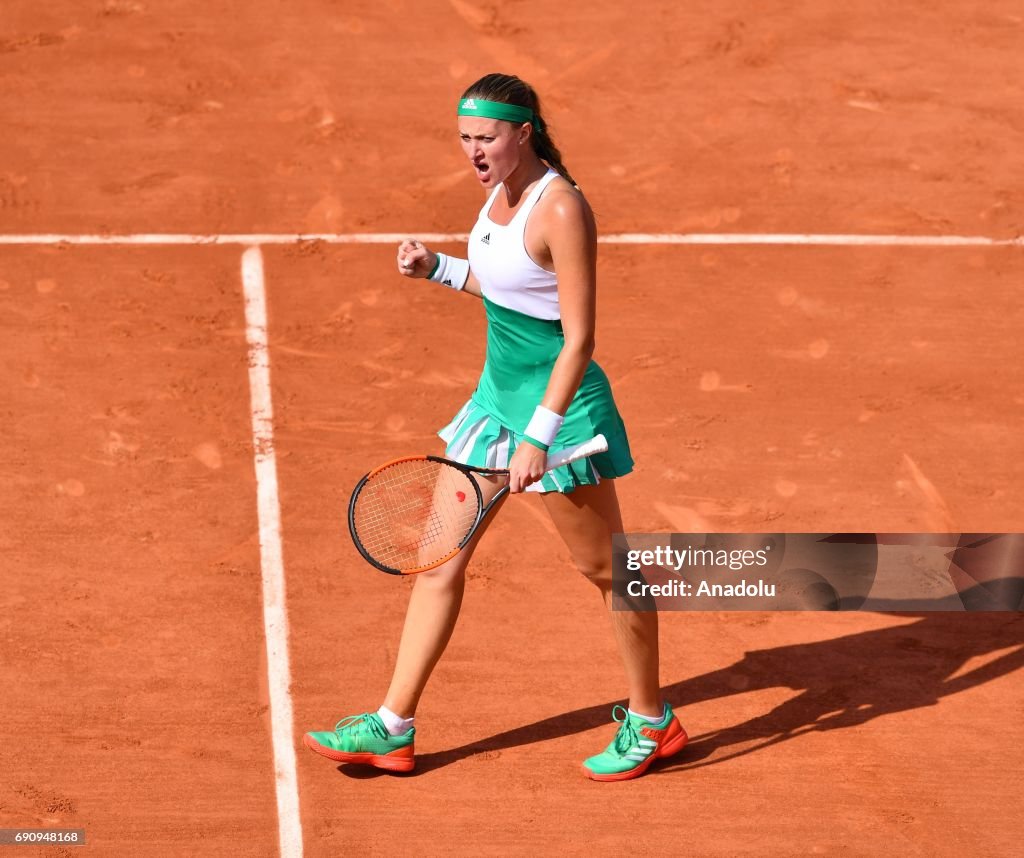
[304,73,687,780]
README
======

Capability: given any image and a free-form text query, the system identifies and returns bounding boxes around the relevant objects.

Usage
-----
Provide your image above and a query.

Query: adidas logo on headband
[462,99,477,109]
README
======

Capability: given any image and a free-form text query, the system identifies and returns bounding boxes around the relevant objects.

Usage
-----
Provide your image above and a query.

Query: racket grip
[545,434,608,471]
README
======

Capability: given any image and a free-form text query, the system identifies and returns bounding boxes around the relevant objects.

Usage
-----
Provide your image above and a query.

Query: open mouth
[474,162,490,180]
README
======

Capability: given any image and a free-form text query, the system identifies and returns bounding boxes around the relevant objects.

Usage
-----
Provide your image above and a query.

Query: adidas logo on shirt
[481,233,491,245]
[442,279,452,286]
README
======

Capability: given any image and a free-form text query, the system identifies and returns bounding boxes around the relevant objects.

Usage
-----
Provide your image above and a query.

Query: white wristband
[524,405,564,448]
[428,253,470,291]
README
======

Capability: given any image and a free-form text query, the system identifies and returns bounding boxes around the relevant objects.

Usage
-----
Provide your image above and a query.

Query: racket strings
[352,460,480,571]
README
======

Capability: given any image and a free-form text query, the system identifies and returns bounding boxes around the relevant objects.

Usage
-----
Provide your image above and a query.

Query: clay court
[2,1,1023,856]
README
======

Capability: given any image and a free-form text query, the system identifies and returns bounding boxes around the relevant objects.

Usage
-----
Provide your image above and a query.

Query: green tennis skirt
[437,298,634,494]
[438,399,633,494]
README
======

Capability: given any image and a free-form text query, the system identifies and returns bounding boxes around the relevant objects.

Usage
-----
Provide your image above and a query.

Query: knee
[573,557,614,589]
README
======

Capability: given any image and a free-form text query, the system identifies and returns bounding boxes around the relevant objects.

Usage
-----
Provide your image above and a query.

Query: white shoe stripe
[637,739,657,747]
[625,753,648,761]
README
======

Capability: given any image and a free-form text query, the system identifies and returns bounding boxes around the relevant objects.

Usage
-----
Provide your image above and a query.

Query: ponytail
[531,122,577,188]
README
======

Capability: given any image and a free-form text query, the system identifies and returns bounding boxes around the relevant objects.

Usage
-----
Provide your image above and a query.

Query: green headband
[457,97,542,130]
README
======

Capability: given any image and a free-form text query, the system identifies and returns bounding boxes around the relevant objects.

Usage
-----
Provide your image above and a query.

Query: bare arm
[535,190,597,414]
[462,270,483,298]
[506,189,597,492]
[396,239,482,298]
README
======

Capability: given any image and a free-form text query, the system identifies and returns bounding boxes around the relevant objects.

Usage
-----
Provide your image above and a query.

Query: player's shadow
[397,607,1023,776]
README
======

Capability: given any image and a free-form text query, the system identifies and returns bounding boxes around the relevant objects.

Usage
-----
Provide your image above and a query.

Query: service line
[0,232,1021,246]
[240,247,303,858]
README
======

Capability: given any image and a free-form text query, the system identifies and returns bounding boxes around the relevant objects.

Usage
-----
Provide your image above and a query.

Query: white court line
[0,232,1021,246]
[601,233,1024,247]
[241,247,304,858]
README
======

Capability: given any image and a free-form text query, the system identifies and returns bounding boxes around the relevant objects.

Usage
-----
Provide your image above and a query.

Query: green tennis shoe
[304,712,415,772]
[582,703,688,781]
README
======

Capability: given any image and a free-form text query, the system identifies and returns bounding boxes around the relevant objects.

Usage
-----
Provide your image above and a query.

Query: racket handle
[545,434,608,471]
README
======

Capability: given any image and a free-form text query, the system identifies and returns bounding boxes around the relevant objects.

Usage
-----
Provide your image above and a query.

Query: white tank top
[468,169,561,320]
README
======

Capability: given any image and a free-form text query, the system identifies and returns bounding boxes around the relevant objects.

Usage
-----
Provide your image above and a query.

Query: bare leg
[382,474,507,718]
[541,480,662,715]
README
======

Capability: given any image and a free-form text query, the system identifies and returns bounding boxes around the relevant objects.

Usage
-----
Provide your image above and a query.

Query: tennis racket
[348,434,608,575]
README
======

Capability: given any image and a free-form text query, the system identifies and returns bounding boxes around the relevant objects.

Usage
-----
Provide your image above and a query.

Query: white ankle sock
[628,703,666,724]
[378,705,415,736]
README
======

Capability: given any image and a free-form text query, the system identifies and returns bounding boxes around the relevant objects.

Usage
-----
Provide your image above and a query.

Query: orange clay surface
[2,2,1023,856]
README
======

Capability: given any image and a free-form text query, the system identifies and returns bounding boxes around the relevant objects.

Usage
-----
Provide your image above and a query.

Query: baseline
[0,233,1021,247]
